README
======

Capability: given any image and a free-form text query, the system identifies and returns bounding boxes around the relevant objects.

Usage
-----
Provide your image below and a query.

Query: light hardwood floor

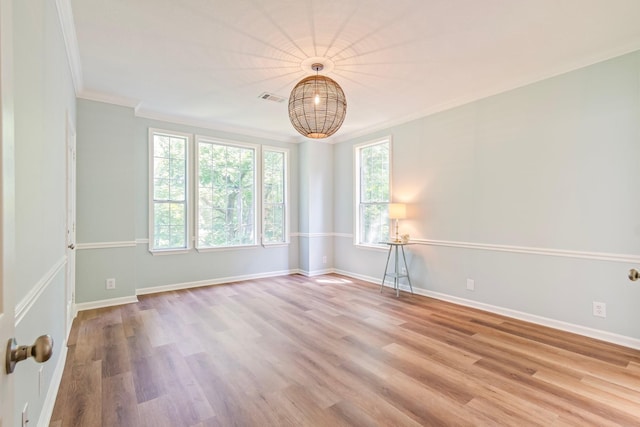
[50,274,640,426]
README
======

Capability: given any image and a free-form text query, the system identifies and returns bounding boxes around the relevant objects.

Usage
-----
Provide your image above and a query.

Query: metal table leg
[380,244,393,292]
[401,245,413,294]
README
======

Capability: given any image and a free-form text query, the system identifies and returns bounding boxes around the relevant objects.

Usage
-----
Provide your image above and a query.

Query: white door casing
[0,0,16,423]
[65,115,76,336]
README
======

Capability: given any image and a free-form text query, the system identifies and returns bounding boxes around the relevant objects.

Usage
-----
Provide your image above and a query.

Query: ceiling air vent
[258,92,286,103]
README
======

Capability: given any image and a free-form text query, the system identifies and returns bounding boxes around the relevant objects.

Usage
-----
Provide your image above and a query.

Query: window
[262,148,288,244]
[196,138,257,248]
[149,129,289,253]
[149,129,190,251]
[355,138,391,246]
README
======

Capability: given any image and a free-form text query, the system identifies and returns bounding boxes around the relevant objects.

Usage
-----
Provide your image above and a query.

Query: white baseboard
[136,269,299,296]
[74,295,139,312]
[297,268,335,277]
[333,269,640,351]
[37,340,68,427]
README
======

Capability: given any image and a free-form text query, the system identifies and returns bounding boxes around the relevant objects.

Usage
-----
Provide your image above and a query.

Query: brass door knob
[5,335,53,374]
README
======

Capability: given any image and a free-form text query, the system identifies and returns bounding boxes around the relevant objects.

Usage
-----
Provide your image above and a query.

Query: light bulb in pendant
[314,93,320,105]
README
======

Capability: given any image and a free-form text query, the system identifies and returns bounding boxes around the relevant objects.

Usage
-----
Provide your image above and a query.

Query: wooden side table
[380,242,414,297]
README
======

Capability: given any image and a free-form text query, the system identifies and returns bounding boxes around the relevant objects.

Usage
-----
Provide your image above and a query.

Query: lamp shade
[388,203,406,219]
[288,72,347,139]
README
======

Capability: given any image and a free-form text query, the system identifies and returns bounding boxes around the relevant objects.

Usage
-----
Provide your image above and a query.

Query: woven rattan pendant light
[288,63,347,139]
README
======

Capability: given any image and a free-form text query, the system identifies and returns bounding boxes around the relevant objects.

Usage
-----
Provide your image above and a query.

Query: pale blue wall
[334,51,640,339]
[298,141,334,274]
[13,0,76,424]
[75,100,300,300]
[75,50,640,342]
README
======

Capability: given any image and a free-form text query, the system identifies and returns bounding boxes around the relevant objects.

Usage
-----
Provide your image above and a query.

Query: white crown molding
[54,0,83,95]
[134,107,299,144]
[76,241,137,250]
[333,269,640,351]
[333,42,640,144]
[77,89,140,109]
[15,256,67,325]
[411,238,640,264]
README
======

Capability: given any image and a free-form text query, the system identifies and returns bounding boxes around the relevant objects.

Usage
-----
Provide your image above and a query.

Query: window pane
[197,142,256,247]
[360,203,389,245]
[152,132,188,250]
[357,140,390,245]
[153,202,186,249]
[263,150,286,244]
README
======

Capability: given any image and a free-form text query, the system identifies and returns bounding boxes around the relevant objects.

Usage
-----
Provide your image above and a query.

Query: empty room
[2,0,640,426]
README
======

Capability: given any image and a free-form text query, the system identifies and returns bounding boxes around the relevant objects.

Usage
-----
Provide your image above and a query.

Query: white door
[65,116,76,336]
[0,0,16,423]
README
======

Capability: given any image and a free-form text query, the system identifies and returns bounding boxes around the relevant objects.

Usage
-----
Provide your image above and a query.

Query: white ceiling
[69,0,640,142]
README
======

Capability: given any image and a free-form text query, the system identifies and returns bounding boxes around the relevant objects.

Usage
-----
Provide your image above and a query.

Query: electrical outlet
[322,255,327,264]
[466,279,475,291]
[106,278,116,290]
[593,301,606,318]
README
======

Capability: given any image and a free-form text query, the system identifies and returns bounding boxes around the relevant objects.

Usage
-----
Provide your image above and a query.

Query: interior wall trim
[333,233,638,264]
[295,232,334,238]
[15,256,67,325]
[297,268,335,277]
[410,238,640,264]
[54,0,83,94]
[37,342,68,427]
[76,241,137,250]
[136,269,299,296]
[74,295,139,312]
[333,268,640,351]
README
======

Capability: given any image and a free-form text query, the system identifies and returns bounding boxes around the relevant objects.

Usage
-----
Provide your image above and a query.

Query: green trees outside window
[357,140,390,245]
[149,129,288,252]
[263,150,286,244]
[197,142,256,247]
[152,133,188,250]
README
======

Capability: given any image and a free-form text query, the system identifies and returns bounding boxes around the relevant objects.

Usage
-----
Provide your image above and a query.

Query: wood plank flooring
[50,274,640,426]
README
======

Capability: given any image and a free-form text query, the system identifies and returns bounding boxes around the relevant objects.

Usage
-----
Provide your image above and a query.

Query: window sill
[196,244,259,253]
[149,248,191,256]
[261,242,290,248]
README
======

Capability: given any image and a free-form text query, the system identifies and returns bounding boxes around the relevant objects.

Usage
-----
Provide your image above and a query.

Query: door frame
[0,0,16,423]
[64,113,76,338]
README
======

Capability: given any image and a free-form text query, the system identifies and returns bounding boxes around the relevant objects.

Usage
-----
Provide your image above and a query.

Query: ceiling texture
[69,0,640,142]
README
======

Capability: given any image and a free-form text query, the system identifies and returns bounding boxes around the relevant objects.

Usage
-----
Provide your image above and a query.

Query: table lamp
[389,203,406,242]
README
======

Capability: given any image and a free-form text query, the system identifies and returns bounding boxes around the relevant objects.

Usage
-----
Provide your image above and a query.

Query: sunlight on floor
[314,277,353,284]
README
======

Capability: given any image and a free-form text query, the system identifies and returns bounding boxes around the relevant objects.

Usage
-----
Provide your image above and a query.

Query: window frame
[261,146,290,246]
[194,135,260,252]
[148,128,192,254]
[354,136,392,249]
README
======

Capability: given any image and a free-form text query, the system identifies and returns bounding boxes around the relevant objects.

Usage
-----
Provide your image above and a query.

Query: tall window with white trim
[355,138,391,246]
[262,148,288,244]
[197,138,257,248]
[150,129,190,251]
